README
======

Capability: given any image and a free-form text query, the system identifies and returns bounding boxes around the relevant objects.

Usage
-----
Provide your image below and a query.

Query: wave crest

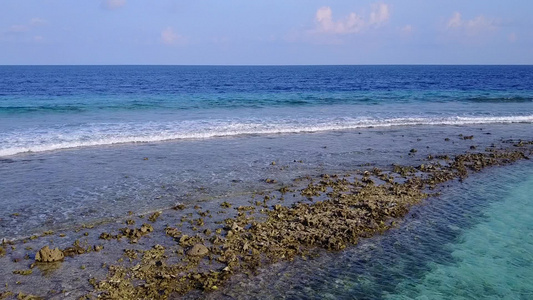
[1,115,531,157]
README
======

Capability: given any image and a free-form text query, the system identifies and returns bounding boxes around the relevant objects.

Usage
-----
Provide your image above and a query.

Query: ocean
[0,65,532,298]
[1,65,532,157]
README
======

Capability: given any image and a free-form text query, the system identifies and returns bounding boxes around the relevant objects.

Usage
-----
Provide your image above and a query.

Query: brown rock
[186,244,209,257]
[35,246,64,262]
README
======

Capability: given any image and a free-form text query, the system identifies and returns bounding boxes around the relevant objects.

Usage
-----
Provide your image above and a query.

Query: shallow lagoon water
[1,123,530,240]
[0,128,530,299]
[389,167,533,300]
[198,160,533,300]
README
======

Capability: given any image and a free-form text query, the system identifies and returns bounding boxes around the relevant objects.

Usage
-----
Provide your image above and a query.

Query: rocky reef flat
[0,130,532,299]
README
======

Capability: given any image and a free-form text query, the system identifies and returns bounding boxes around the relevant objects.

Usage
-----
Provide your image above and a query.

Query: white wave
[1,115,531,157]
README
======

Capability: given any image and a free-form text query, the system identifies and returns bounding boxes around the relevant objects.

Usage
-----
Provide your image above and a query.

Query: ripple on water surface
[202,161,533,300]
[387,163,533,300]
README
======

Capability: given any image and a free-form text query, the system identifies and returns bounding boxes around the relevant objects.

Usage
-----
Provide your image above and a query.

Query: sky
[1,0,532,65]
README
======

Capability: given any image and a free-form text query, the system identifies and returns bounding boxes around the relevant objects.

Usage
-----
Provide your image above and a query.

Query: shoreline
[0,136,531,299]
[2,117,532,158]
[2,123,532,241]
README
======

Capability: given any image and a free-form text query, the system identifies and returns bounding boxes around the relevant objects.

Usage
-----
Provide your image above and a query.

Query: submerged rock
[13,269,33,275]
[35,246,64,262]
[58,142,533,299]
[187,244,209,257]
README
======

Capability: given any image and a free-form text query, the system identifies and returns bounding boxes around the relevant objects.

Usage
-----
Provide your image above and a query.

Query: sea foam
[1,115,532,157]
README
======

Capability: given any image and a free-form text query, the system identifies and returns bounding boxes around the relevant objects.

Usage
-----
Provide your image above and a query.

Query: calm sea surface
[0,65,532,298]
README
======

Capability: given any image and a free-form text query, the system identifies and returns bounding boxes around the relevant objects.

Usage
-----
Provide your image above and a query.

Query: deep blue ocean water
[0,66,532,298]
[1,65,532,156]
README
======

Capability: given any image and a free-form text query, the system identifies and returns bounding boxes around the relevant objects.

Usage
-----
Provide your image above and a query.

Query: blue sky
[1,0,532,65]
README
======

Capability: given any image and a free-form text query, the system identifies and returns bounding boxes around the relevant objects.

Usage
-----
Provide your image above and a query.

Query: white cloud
[369,3,390,27]
[101,0,126,10]
[314,3,391,35]
[160,27,186,45]
[447,12,462,28]
[446,12,499,35]
[315,7,364,34]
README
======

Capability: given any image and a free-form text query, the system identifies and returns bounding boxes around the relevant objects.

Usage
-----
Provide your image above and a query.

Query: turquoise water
[388,167,533,300]
[203,161,533,300]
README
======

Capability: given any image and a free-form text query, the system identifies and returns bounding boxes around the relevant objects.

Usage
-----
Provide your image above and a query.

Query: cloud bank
[314,3,390,35]
[446,12,499,35]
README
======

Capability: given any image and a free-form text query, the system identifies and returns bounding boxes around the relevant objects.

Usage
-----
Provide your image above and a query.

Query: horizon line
[1,63,532,67]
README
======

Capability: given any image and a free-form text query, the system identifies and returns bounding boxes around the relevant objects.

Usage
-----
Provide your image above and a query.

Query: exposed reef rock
[87,147,530,299]
[3,141,531,299]
[186,244,209,257]
[35,246,64,263]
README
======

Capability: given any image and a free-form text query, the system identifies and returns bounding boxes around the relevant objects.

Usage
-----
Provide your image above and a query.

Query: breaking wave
[1,115,532,157]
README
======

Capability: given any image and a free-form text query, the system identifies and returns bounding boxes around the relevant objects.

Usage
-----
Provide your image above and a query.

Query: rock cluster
[99,223,154,244]
[186,244,209,257]
[85,146,531,299]
[35,246,64,263]
[5,141,531,299]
